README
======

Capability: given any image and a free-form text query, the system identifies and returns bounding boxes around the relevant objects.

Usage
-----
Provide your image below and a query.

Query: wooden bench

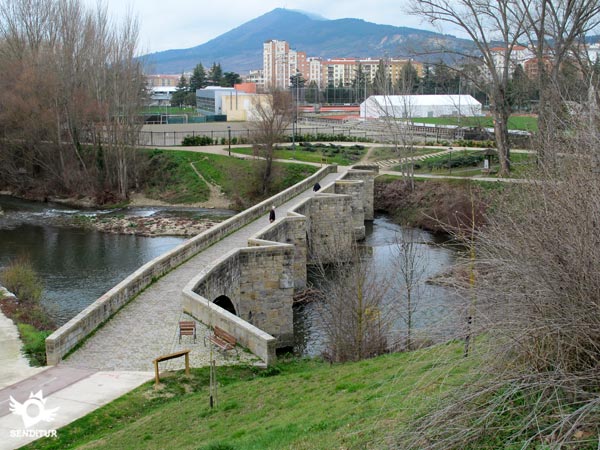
[206,326,237,354]
[153,349,190,386]
[179,321,196,343]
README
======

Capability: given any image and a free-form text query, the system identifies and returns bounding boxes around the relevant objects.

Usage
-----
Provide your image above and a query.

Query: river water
[0,197,460,353]
[294,215,462,356]
[0,195,235,325]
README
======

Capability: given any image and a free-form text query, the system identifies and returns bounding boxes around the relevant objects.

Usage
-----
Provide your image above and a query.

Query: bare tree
[313,245,393,363]
[518,0,600,168]
[392,228,428,351]
[394,117,600,448]
[0,0,145,202]
[409,0,527,176]
[250,90,293,195]
[369,63,420,190]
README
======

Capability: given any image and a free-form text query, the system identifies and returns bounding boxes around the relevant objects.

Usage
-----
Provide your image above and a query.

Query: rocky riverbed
[64,214,220,237]
[0,193,233,237]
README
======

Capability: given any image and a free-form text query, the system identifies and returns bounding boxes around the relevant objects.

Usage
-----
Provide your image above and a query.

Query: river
[0,195,234,325]
[293,215,462,356]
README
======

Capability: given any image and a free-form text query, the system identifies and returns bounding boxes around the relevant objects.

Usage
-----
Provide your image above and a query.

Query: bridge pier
[185,165,380,356]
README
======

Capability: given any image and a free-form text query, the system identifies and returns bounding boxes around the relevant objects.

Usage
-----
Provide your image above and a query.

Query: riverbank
[20,342,477,450]
[0,270,54,368]
[374,176,497,234]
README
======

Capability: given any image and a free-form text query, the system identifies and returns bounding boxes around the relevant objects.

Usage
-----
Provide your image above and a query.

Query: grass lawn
[142,149,319,206]
[412,115,538,132]
[24,342,478,450]
[231,144,367,166]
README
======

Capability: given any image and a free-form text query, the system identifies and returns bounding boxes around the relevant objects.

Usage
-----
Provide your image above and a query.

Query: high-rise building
[263,40,292,89]
[263,40,311,89]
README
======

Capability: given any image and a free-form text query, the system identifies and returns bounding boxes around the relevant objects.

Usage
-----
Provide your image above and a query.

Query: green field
[142,149,318,206]
[24,342,477,450]
[141,106,197,115]
[231,143,368,166]
[412,115,538,132]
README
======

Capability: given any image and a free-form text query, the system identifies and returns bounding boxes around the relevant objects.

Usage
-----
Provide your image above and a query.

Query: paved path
[380,169,531,183]
[0,295,46,391]
[62,169,344,372]
[0,366,151,449]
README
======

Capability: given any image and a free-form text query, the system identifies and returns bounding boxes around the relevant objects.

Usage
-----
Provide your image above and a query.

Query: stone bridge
[46,164,378,368]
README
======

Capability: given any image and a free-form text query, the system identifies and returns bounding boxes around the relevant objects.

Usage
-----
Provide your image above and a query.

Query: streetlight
[448,146,453,175]
[292,71,300,159]
[227,126,231,156]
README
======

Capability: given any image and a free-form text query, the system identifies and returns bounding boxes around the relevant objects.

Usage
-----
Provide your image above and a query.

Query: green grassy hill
[142,150,318,208]
[25,342,477,450]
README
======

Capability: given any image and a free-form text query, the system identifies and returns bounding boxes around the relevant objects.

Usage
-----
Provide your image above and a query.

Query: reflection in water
[294,215,463,357]
[0,223,185,325]
[0,195,230,325]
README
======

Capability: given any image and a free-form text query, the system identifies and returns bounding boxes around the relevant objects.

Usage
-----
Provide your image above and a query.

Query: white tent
[360,94,482,119]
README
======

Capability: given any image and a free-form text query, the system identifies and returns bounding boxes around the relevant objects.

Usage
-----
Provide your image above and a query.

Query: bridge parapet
[183,165,379,355]
[46,165,337,366]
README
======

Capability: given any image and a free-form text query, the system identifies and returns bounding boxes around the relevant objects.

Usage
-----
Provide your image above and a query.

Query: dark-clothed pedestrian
[313,182,321,192]
[269,206,276,223]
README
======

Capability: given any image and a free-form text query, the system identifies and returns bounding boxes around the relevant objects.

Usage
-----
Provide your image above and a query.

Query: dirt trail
[189,162,231,209]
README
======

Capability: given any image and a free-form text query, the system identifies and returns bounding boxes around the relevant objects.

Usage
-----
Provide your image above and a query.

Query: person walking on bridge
[269,205,276,223]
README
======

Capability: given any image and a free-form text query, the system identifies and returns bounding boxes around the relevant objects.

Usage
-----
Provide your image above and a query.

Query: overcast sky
[84,0,442,54]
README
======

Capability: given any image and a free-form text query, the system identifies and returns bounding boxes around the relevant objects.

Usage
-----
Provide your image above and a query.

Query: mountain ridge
[141,8,471,74]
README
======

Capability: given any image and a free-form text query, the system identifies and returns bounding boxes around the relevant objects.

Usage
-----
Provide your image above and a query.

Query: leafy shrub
[181,135,213,146]
[293,133,372,143]
[0,258,43,304]
[17,323,51,366]
[454,139,495,148]
[422,152,485,170]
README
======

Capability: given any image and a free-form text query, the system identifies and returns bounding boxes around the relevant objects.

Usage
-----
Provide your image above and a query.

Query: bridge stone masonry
[182,166,377,363]
[46,164,378,369]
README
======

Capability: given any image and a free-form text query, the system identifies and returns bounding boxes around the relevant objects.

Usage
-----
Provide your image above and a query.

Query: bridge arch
[213,295,237,316]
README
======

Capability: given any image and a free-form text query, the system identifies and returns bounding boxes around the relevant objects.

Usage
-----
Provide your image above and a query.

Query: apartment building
[262,40,422,89]
[481,45,535,80]
[320,58,422,87]
[263,40,310,89]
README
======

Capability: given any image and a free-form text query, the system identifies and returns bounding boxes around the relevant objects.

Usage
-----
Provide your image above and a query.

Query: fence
[137,125,371,147]
[137,119,487,147]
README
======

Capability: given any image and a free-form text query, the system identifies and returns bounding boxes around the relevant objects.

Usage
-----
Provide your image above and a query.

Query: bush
[421,153,485,171]
[181,135,213,146]
[0,258,43,304]
[17,323,51,366]
[292,133,372,143]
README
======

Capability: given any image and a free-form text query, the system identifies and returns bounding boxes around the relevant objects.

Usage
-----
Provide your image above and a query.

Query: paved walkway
[0,296,46,391]
[0,366,151,449]
[62,169,344,372]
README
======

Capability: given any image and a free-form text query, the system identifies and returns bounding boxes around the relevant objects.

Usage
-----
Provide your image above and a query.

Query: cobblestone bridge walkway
[62,170,343,372]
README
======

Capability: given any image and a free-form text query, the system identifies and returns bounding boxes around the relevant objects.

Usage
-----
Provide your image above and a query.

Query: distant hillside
[141,8,472,74]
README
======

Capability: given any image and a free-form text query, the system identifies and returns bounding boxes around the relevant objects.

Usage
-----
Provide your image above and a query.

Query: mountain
[141,8,471,74]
